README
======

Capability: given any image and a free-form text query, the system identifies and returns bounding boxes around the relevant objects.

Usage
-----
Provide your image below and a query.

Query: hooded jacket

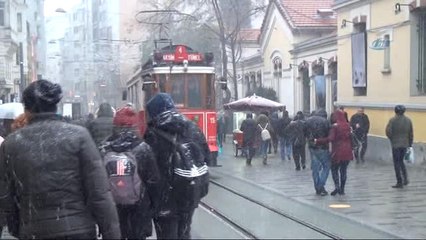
[0,113,120,239]
[88,103,114,146]
[144,93,210,215]
[102,131,161,238]
[317,110,353,163]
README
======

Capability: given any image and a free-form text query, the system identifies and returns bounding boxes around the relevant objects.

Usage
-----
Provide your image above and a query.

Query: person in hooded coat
[143,93,210,239]
[101,106,161,239]
[88,102,114,147]
[285,111,306,171]
[0,80,120,239]
[316,109,353,195]
[305,109,331,196]
[240,113,257,165]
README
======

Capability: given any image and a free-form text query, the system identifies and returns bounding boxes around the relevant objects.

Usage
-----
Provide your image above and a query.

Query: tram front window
[188,75,202,108]
[170,75,185,107]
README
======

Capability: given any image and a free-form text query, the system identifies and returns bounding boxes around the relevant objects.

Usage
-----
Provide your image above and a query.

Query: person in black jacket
[350,107,370,163]
[286,111,307,170]
[0,80,120,239]
[277,110,292,161]
[305,109,331,196]
[101,106,160,240]
[240,113,257,165]
[88,102,114,147]
[144,93,210,239]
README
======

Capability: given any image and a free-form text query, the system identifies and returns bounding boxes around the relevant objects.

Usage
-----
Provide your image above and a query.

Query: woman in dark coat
[240,113,257,165]
[0,80,120,239]
[316,109,353,195]
[88,102,114,147]
[101,106,160,240]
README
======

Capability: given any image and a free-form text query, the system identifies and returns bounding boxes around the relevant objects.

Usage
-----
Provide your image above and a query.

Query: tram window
[171,74,185,107]
[206,74,214,109]
[158,74,167,92]
[187,75,202,108]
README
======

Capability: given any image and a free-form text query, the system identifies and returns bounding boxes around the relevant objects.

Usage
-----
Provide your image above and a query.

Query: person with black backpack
[144,93,210,239]
[101,106,161,239]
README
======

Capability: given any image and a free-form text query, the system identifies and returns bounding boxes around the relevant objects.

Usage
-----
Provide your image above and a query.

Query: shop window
[416,12,426,94]
[299,65,310,114]
[273,57,282,78]
[257,70,262,87]
[17,13,22,32]
[352,22,367,96]
[0,2,5,26]
[383,34,391,71]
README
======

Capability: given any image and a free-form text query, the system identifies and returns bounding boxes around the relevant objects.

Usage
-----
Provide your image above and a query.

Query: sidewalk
[214,136,426,239]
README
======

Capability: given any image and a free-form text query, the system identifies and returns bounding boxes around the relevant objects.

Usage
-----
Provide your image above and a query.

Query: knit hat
[23,80,62,113]
[113,107,137,127]
[395,105,406,115]
[146,93,176,119]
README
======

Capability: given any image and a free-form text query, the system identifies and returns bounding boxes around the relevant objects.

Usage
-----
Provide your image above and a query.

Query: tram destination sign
[162,53,203,62]
[162,45,203,63]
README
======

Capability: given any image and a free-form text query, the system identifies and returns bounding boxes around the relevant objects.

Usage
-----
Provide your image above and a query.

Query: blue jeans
[260,140,270,158]
[279,137,292,160]
[310,148,331,192]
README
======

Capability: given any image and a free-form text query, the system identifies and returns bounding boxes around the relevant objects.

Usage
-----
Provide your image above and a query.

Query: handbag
[404,147,415,164]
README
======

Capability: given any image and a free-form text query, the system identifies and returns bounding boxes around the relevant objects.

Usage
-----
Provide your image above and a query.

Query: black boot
[263,156,267,165]
[331,189,340,196]
[339,179,346,195]
[246,158,252,166]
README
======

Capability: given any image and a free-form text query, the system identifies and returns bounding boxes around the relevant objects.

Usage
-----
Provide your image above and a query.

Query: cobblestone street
[213,136,426,239]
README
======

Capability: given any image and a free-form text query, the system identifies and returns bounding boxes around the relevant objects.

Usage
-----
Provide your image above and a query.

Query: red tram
[126,39,219,164]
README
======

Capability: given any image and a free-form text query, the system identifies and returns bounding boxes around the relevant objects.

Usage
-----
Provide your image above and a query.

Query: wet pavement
[213,136,426,239]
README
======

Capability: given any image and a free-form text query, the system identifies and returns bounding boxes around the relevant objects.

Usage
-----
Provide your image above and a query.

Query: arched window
[273,57,282,78]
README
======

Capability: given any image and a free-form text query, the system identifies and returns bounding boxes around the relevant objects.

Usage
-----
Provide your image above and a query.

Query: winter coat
[143,110,210,216]
[305,110,330,149]
[88,109,114,146]
[269,112,280,137]
[285,120,306,147]
[276,116,292,138]
[350,113,370,137]
[385,114,413,148]
[317,110,353,163]
[102,131,161,238]
[0,113,120,239]
[240,118,257,146]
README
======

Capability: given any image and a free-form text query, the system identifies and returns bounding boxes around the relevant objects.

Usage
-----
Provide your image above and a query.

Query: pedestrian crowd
[0,80,210,239]
[239,104,413,196]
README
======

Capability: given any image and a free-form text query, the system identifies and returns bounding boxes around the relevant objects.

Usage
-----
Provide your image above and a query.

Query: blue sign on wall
[369,38,390,50]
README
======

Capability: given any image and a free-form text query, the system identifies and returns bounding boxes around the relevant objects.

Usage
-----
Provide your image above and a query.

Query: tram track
[200,179,342,240]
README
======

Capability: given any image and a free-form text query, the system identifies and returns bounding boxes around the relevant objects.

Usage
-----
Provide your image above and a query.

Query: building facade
[334,0,426,165]
[0,0,45,104]
[238,0,336,116]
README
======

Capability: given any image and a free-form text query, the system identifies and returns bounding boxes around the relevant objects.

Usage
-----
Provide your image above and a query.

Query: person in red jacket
[316,109,353,196]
